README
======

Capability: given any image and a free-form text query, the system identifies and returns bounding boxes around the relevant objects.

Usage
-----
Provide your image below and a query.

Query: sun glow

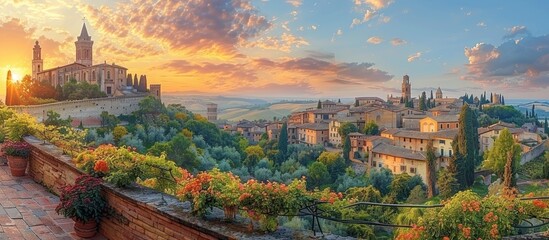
[11,72,21,81]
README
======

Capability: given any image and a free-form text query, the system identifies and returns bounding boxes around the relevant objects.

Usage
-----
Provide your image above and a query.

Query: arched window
[107,71,110,79]
[38,65,40,72]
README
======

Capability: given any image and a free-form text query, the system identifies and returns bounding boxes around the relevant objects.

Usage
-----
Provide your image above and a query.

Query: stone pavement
[0,165,106,240]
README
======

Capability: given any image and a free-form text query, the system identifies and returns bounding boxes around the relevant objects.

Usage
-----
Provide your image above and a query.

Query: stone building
[419,115,459,132]
[402,75,411,102]
[33,23,154,97]
[206,103,218,121]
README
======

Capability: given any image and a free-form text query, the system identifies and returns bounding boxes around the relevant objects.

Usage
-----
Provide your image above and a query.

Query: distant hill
[162,95,270,114]
[514,101,549,118]
[219,102,317,121]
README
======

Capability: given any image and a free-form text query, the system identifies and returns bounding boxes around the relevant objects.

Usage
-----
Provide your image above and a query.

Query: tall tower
[75,23,93,67]
[436,87,443,99]
[32,41,43,80]
[207,103,218,121]
[401,75,411,102]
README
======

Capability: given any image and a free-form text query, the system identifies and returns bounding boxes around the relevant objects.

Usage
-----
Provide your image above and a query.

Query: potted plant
[56,175,107,238]
[2,140,31,176]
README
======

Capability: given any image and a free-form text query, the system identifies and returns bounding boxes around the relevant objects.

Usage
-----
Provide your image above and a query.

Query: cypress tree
[532,104,535,117]
[317,100,322,109]
[430,90,434,100]
[338,99,341,103]
[490,92,493,103]
[525,110,529,118]
[278,122,288,159]
[502,95,505,105]
[453,104,479,188]
[355,99,359,107]
[343,135,351,163]
[545,117,548,134]
[419,91,427,110]
[133,74,138,89]
[426,140,437,198]
[126,73,132,86]
[5,70,12,105]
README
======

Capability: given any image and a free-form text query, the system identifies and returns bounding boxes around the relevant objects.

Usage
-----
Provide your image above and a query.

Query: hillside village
[217,75,547,184]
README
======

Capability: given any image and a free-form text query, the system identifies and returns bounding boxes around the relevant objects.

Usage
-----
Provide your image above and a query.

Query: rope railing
[140,165,549,236]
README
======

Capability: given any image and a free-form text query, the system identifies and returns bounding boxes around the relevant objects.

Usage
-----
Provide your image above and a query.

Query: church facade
[33,23,140,97]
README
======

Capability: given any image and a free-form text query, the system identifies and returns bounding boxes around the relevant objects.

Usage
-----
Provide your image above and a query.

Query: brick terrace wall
[24,136,234,240]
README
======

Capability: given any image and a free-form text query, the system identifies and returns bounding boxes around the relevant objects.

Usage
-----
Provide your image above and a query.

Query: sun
[11,72,21,81]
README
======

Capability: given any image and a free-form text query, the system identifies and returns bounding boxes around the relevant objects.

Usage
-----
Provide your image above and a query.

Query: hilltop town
[215,75,548,184]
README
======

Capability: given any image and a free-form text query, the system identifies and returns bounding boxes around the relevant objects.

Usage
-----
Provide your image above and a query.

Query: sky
[0,0,548,100]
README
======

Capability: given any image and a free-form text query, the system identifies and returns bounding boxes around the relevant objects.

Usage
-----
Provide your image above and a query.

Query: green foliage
[277,122,288,161]
[519,153,547,179]
[544,152,549,179]
[388,174,425,202]
[406,185,427,203]
[483,105,527,126]
[44,110,71,127]
[5,113,36,141]
[307,162,330,189]
[57,79,106,101]
[112,126,128,144]
[437,169,458,199]
[482,128,522,183]
[419,91,427,111]
[453,104,479,189]
[244,145,265,169]
[100,111,119,129]
[343,135,351,162]
[338,122,358,140]
[425,140,437,198]
[368,168,393,195]
[362,120,380,135]
[317,152,345,181]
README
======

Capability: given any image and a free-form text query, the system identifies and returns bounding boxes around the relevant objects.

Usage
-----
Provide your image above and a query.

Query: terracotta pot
[6,155,28,177]
[73,219,98,238]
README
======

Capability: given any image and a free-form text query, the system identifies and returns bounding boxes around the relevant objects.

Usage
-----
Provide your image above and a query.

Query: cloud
[463,34,549,88]
[379,15,391,23]
[363,10,377,22]
[305,50,335,60]
[231,82,318,97]
[503,25,530,39]
[0,18,72,70]
[407,52,422,62]
[336,29,343,35]
[80,0,271,58]
[355,0,394,10]
[367,36,383,44]
[391,38,407,46]
[350,18,362,28]
[247,32,309,52]
[477,22,487,28]
[286,0,302,7]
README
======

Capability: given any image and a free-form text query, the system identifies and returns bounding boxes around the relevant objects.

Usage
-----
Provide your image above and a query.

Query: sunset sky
[1,0,548,99]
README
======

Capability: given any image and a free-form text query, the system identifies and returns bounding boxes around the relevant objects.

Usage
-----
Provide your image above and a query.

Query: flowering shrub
[2,140,31,158]
[55,175,107,223]
[396,190,549,240]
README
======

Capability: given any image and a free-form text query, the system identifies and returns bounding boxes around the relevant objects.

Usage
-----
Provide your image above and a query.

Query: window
[400,165,407,172]
[420,139,423,144]
[447,124,450,128]
[106,86,112,95]
[449,150,453,157]
[440,148,444,156]
[439,140,446,144]
[440,124,443,129]
[420,147,423,151]
[409,138,412,142]
[410,167,417,173]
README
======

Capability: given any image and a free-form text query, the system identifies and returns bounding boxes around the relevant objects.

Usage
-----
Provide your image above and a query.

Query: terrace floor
[0,164,106,240]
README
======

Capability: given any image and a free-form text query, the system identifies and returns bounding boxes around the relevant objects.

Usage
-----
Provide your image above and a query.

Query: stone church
[32,23,157,97]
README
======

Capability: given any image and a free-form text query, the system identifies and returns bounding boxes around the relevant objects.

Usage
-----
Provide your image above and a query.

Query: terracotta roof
[312,108,348,114]
[431,129,458,139]
[372,143,426,161]
[393,130,431,140]
[403,114,428,119]
[297,123,329,130]
[382,128,401,135]
[423,115,459,123]
[349,106,379,113]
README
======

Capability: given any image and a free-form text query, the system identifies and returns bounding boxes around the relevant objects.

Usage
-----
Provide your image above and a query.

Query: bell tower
[401,75,411,102]
[75,22,93,67]
[32,41,43,80]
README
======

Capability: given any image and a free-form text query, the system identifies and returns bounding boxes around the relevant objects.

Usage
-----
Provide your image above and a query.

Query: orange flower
[490,224,499,238]
[93,160,109,173]
[533,199,548,209]
[442,237,450,240]
[462,227,471,239]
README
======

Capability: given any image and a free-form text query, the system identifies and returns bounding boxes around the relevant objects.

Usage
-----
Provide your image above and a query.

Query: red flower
[533,199,548,209]
[94,160,109,173]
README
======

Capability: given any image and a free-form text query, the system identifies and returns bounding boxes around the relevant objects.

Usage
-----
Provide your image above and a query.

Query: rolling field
[219,102,317,121]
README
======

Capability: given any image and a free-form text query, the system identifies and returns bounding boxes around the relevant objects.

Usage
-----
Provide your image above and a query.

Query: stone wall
[520,139,547,165]
[9,95,147,124]
[24,136,234,240]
